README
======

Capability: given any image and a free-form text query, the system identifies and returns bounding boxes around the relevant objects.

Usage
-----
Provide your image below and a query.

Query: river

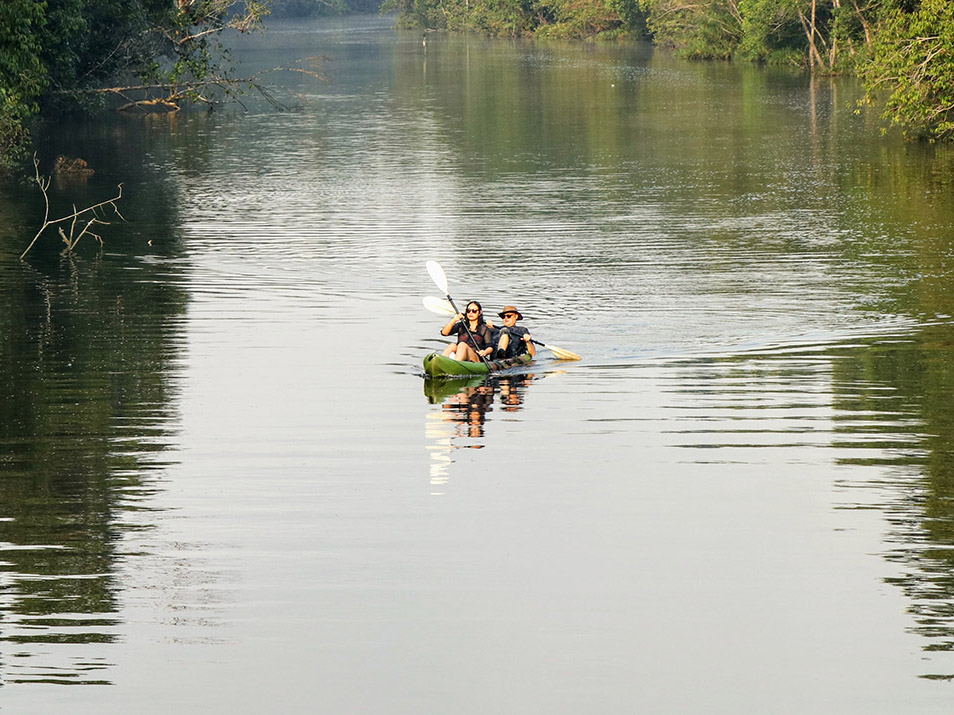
[1,13,954,714]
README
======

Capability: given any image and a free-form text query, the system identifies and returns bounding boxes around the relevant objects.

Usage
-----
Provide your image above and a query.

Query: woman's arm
[441,316,462,337]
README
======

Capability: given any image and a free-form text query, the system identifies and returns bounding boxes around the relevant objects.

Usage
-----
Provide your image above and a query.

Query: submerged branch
[20,155,125,260]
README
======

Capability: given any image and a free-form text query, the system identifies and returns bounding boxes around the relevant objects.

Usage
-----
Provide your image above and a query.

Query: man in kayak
[493,305,536,360]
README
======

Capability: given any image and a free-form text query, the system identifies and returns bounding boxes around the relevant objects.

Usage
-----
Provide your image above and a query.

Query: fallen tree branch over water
[70,56,331,113]
[20,155,125,260]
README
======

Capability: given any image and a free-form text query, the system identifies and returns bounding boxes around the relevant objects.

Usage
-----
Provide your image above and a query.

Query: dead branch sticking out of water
[20,154,125,260]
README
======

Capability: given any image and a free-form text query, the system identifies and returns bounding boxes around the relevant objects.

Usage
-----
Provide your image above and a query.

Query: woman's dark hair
[466,301,485,326]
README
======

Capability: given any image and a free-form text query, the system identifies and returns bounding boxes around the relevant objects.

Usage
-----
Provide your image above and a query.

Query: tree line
[387,0,954,141]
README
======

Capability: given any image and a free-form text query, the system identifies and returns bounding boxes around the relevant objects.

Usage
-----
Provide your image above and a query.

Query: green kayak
[423,352,533,378]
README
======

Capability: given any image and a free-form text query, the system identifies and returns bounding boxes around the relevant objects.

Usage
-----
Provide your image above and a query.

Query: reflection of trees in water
[0,192,185,683]
[0,106,239,685]
[423,375,532,494]
[1,108,303,684]
[831,325,954,677]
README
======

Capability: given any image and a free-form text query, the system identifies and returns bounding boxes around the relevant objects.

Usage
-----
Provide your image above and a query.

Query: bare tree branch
[20,155,125,260]
[64,56,330,113]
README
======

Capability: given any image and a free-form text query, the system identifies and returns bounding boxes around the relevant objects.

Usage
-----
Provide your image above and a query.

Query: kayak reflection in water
[424,375,534,493]
[439,300,495,363]
[425,375,534,442]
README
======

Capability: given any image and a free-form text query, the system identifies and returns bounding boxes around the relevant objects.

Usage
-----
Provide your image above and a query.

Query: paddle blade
[422,296,455,315]
[426,261,449,295]
[543,343,582,361]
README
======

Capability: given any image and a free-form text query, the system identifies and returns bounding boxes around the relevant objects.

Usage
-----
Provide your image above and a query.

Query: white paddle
[425,261,494,369]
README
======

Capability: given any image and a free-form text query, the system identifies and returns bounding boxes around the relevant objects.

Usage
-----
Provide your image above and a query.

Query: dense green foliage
[0,0,271,175]
[382,0,647,38]
[1,0,175,170]
[638,0,884,69]
[0,0,48,172]
[860,0,954,140]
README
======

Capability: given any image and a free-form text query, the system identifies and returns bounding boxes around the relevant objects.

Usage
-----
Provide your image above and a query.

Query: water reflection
[639,323,954,678]
[424,375,533,494]
[828,324,954,677]
[0,164,185,685]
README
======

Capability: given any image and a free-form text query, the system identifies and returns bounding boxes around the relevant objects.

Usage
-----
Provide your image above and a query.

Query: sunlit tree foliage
[637,0,742,58]
[384,0,648,38]
[860,0,954,140]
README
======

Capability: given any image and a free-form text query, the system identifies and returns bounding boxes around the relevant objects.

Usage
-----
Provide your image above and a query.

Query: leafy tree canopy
[860,0,954,141]
[0,0,273,174]
[0,0,48,172]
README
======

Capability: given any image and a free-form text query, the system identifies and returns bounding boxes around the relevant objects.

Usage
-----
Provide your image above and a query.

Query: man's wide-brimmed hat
[498,305,523,320]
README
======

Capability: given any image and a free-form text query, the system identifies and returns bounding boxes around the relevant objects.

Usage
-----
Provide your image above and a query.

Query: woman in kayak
[440,300,495,362]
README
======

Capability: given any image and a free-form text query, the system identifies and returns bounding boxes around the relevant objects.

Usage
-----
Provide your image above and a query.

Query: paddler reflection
[498,374,530,412]
[423,374,533,494]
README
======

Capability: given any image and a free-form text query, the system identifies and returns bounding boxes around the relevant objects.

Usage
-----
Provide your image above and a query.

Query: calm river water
[2,13,954,714]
